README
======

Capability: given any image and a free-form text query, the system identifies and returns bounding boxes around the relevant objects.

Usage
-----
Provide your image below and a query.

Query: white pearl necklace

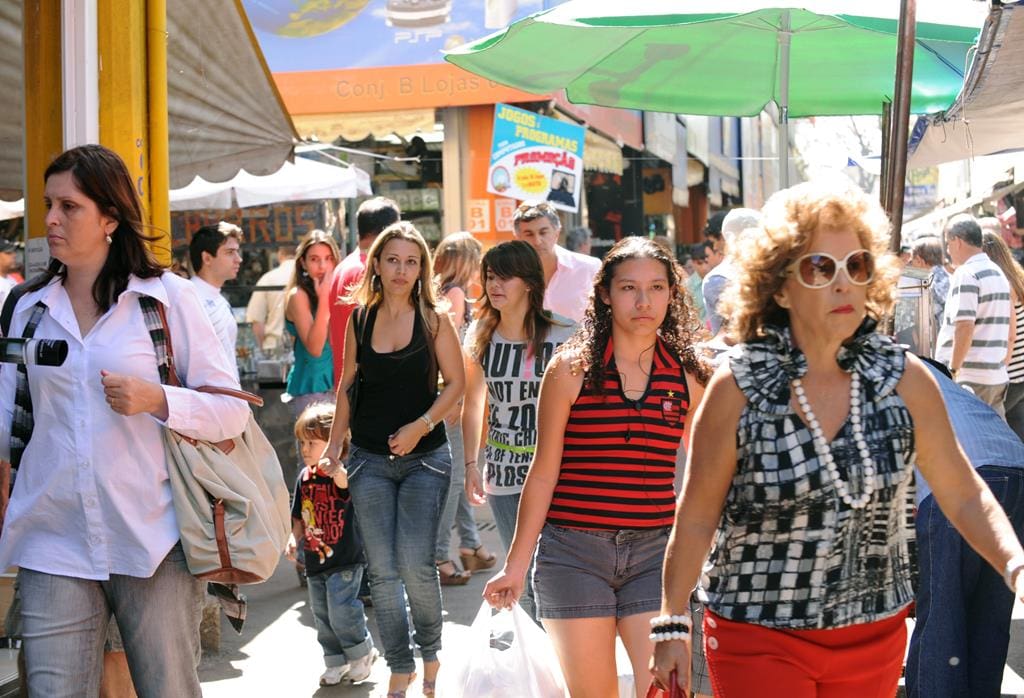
[791,371,876,509]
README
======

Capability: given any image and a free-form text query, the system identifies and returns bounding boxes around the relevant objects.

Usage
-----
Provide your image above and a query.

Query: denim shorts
[533,523,670,619]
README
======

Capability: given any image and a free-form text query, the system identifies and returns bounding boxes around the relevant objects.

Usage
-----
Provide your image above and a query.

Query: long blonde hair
[346,221,442,336]
[982,230,1024,302]
[433,231,482,291]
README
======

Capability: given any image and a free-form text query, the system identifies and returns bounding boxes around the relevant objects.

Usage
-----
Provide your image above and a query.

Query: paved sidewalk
[199,500,1024,698]
[199,505,503,698]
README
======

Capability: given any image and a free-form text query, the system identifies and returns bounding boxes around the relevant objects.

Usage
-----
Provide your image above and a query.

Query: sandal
[437,560,471,586]
[459,545,497,572]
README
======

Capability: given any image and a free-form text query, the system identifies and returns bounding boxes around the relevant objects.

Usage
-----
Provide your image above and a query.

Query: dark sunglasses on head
[786,249,875,289]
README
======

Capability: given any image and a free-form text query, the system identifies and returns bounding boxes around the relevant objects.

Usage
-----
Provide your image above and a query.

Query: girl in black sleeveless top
[323,222,465,698]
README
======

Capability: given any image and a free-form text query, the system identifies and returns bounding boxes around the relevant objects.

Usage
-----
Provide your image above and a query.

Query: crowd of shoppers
[6,144,1024,698]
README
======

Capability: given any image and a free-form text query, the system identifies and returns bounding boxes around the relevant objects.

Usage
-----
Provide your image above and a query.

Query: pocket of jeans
[419,450,452,478]
[346,448,369,481]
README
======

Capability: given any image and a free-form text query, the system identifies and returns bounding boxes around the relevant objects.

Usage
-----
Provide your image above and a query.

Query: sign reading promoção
[488,104,585,213]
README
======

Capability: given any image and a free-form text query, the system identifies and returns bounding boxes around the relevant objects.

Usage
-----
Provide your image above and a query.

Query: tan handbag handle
[155,302,264,408]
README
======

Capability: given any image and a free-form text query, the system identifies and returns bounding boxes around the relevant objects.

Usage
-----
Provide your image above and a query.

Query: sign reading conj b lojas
[488,104,585,213]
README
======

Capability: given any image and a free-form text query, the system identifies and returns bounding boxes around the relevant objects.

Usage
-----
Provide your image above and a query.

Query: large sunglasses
[786,249,875,289]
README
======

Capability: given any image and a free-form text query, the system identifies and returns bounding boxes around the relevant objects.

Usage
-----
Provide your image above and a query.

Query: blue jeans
[18,543,203,698]
[490,491,536,620]
[347,444,451,674]
[906,465,1024,698]
[307,564,373,667]
[435,422,482,560]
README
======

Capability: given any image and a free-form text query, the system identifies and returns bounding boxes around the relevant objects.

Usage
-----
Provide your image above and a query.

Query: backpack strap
[9,302,47,469]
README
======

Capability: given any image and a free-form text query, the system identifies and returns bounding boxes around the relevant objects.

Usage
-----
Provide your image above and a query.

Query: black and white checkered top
[706,320,917,630]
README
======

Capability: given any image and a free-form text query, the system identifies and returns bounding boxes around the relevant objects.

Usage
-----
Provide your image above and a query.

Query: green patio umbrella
[444,0,985,187]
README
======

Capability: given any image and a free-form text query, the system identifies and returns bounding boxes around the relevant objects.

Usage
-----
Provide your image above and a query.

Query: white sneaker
[319,664,349,686]
[346,647,379,683]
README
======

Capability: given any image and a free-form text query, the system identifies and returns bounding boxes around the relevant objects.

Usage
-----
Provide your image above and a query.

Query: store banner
[488,104,585,213]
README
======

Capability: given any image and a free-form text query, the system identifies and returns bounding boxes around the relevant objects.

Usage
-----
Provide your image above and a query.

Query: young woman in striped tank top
[981,231,1024,439]
[483,237,708,697]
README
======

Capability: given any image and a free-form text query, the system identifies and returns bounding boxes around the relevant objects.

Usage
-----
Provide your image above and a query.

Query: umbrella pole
[777,10,792,190]
[887,0,916,252]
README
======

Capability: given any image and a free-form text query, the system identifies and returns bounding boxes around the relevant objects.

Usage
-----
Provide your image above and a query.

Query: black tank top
[351,306,446,455]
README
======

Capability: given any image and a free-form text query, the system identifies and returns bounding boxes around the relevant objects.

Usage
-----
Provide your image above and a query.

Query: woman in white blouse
[0,145,248,697]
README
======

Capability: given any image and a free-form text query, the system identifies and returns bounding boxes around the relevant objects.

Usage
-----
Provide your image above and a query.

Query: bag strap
[138,295,263,407]
[9,302,47,469]
[351,305,367,363]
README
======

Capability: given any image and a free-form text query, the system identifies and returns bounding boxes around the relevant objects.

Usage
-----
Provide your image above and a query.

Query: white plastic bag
[436,602,568,698]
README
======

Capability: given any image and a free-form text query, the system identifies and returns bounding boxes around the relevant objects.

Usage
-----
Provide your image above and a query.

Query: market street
[199,503,1024,698]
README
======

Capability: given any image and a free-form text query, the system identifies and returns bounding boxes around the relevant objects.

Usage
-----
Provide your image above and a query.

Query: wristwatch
[1003,555,1024,592]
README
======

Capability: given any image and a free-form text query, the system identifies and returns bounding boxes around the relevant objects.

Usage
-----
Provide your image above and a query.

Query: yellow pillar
[97,0,171,265]
[22,0,64,243]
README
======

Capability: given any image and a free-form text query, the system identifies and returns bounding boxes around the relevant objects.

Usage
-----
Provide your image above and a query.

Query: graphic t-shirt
[291,468,363,576]
[465,316,575,495]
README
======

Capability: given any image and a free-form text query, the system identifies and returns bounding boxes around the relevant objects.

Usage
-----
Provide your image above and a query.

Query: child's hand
[284,534,298,561]
[317,457,346,480]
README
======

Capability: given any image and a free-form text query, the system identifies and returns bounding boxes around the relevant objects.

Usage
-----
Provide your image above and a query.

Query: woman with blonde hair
[431,232,495,584]
[322,221,465,698]
[982,230,1024,438]
[652,181,1024,697]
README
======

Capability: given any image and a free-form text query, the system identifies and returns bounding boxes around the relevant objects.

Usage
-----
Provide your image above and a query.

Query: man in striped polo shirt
[935,215,1013,416]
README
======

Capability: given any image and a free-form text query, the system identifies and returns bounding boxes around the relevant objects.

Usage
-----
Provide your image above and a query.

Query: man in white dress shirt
[512,201,600,322]
[189,222,242,374]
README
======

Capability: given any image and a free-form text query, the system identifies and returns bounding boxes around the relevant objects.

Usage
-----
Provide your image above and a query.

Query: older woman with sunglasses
[651,182,1024,698]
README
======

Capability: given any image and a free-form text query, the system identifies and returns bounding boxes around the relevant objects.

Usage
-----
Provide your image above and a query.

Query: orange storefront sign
[275,64,544,115]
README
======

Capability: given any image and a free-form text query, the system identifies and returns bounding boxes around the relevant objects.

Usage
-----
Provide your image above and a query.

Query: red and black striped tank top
[547,337,690,530]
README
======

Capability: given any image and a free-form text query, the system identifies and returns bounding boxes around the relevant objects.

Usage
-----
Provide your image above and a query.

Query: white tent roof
[0,1,298,196]
[170,157,373,211]
[909,3,1024,168]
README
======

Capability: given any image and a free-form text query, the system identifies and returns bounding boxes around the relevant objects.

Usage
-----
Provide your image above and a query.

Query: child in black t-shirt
[285,402,377,687]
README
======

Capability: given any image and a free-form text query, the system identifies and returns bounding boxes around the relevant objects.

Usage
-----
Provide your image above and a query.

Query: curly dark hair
[561,236,710,393]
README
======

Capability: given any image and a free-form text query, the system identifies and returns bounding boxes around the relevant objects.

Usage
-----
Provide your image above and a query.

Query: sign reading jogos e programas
[488,104,585,213]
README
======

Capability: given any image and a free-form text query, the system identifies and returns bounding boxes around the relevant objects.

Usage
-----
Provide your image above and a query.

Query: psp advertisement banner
[488,104,585,212]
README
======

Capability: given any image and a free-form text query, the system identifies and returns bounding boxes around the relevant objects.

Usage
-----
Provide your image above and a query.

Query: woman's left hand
[387,421,427,457]
[100,370,168,418]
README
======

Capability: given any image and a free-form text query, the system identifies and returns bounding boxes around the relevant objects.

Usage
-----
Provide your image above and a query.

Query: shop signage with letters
[488,104,585,213]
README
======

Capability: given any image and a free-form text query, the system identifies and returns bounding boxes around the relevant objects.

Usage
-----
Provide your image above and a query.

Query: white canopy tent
[0,157,372,218]
[170,157,373,211]
[908,2,1024,168]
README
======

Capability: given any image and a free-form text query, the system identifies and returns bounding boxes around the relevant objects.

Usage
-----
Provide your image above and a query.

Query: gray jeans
[960,381,1008,419]
[18,543,203,698]
[1006,381,1024,441]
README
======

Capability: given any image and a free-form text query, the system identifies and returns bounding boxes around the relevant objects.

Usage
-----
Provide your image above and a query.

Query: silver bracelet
[1003,555,1024,592]
[419,413,435,432]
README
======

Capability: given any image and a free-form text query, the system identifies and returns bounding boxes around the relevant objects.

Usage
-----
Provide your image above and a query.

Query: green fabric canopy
[444,0,984,118]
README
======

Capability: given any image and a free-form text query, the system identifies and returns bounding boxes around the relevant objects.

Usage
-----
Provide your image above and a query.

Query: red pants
[704,607,909,698]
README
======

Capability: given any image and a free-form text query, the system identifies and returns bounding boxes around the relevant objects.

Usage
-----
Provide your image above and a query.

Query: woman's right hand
[650,638,692,695]
[314,272,333,306]
[465,463,486,505]
[482,565,524,610]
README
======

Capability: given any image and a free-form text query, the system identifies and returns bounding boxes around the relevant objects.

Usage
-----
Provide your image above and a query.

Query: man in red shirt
[329,197,401,386]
